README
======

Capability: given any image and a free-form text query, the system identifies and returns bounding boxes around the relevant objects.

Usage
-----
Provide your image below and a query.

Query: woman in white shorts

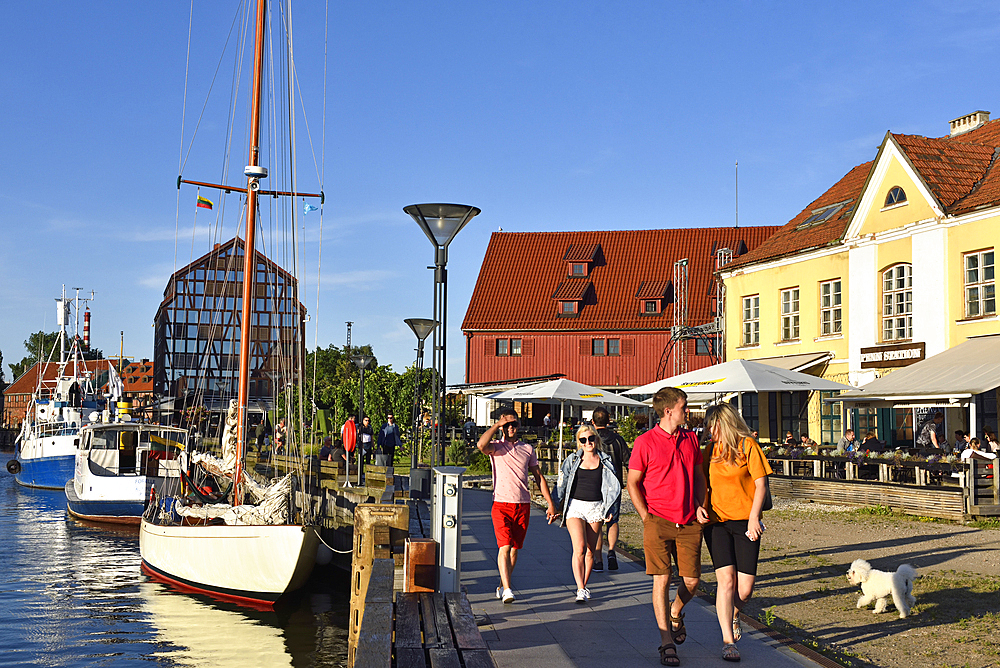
[555,425,622,602]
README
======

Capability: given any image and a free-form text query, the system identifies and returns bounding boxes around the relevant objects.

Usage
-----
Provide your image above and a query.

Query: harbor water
[0,458,350,667]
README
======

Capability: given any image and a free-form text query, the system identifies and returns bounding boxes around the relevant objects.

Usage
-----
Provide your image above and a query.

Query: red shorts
[492,502,530,549]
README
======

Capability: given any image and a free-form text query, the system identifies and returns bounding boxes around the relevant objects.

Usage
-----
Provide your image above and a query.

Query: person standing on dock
[627,387,708,667]
[477,409,558,605]
[377,414,401,466]
[359,416,375,466]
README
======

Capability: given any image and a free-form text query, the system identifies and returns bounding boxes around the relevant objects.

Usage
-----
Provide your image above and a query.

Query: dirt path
[614,498,1000,668]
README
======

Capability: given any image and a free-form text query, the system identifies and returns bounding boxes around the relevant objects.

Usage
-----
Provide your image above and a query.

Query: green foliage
[275,343,438,443]
[618,412,642,445]
[856,504,895,516]
[466,448,491,474]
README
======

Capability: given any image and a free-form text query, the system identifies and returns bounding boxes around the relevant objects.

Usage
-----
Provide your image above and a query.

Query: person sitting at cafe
[961,438,997,461]
[837,429,859,452]
[799,433,817,448]
[784,430,797,446]
[861,430,881,451]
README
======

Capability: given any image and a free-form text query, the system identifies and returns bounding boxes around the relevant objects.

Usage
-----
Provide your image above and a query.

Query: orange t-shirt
[706,437,772,522]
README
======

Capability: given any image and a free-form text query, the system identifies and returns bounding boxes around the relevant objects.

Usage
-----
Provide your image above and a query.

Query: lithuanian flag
[196,196,214,210]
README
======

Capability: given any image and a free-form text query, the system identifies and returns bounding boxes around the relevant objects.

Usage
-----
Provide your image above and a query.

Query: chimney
[950,110,990,137]
[83,308,91,350]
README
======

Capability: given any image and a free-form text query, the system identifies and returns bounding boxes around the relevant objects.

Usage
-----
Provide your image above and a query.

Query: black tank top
[570,466,603,502]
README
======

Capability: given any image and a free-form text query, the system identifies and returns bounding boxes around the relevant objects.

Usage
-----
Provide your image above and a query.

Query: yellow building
[720,110,1000,446]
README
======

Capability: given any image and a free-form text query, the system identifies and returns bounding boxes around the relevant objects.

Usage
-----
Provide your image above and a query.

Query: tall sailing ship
[139,0,323,607]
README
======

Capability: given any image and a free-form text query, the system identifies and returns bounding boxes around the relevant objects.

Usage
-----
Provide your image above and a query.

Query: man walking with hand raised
[477,409,558,604]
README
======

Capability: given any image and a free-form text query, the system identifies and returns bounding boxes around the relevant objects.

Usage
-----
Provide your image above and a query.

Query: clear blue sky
[2,1,998,384]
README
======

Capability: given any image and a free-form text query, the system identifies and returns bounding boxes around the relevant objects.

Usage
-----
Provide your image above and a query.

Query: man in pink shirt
[477,409,558,604]
[628,387,708,667]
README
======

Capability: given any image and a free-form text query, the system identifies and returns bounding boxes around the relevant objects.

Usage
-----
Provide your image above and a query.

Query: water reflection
[0,468,350,667]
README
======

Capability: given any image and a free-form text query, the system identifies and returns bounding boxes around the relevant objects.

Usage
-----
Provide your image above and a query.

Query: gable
[847,141,940,239]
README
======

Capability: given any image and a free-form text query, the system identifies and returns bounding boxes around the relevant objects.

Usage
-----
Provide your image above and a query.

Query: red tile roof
[551,280,592,301]
[730,117,1000,269]
[563,243,601,262]
[463,227,781,332]
[635,280,671,300]
[4,359,118,396]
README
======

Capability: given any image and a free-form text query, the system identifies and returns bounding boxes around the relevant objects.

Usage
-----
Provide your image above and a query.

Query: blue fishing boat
[8,289,106,490]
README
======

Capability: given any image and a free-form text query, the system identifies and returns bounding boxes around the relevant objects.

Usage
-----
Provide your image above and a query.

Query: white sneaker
[496,586,503,600]
[502,588,515,604]
[582,588,591,600]
[575,588,587,603]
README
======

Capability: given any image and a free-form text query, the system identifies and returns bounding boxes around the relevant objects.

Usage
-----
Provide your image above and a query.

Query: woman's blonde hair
[575,424,603,453]
[704,402,754,466]
[970,437,982,450]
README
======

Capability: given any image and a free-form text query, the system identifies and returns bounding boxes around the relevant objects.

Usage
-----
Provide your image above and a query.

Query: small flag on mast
[303,203,319,215]
[196,196,214,210]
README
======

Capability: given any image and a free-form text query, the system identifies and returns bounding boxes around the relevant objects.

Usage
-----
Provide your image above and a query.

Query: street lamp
[405,204,481,466]
[350,354,375,486]
[404,318,438,469]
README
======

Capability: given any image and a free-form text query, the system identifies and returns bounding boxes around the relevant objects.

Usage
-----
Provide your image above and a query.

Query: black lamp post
[404,204,480,466]
[350,353,375,485]
[404,318,438,469]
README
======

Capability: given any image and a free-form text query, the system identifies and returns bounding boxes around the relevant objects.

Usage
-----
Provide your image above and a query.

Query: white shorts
[566,498,606,523]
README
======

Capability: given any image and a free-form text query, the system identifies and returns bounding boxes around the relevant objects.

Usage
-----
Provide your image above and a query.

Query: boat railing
[27,421,83,439]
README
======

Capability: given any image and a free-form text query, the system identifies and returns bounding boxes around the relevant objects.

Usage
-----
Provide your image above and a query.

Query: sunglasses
[578,435,597,444]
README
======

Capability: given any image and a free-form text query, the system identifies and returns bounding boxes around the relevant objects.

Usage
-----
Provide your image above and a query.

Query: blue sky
[2,1,999,384]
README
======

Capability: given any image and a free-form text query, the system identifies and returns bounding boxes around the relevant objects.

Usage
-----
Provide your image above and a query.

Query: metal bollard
[431,466,465,592]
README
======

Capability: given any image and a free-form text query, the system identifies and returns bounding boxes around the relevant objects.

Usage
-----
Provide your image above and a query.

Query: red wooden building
[462,227,779,391]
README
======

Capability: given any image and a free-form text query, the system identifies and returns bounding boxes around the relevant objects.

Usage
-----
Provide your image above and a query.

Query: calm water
[0,456,350,668]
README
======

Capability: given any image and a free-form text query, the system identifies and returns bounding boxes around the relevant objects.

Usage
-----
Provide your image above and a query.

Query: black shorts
[703,520,761,575]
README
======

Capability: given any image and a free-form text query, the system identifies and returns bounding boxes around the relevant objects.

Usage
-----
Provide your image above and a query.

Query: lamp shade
[404,318,438,342]
[350,354,376,370]
[404,203,481,249]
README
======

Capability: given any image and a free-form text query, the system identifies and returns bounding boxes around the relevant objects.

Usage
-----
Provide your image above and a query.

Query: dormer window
[559,301,578,315]
[635,280,670,316]
[570,263,587,277]
[563,243,601,278]
[884,187,907,207]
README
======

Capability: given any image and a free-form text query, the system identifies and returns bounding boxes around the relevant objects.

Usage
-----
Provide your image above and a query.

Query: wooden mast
[235,0,268,506]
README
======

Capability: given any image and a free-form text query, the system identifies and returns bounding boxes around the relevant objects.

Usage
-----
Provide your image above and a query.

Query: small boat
[66,420,188,525]
[10,289,106,490]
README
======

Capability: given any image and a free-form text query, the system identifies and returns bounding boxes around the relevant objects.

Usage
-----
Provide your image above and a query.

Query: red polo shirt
[629,425,702,524]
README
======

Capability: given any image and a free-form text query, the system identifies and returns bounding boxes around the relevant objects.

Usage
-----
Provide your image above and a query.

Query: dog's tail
[897,564,918,590]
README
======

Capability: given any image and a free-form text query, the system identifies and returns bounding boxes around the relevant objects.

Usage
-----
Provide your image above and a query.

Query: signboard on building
[859,342,925,369]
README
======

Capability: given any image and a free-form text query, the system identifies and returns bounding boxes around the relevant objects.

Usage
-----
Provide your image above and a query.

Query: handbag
[742,437,773,511]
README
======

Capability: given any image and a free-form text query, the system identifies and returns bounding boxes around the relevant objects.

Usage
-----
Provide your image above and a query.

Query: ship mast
[234,0,268,506]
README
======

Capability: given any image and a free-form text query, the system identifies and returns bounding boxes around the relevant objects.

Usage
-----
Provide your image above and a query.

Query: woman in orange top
[702,403,772,663]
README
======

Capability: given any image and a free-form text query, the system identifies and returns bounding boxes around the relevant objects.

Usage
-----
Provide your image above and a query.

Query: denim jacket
[554,450,622,527]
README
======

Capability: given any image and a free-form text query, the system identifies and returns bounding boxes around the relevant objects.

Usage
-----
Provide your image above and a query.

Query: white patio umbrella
[488,378,645,479]
[623,359,852,413]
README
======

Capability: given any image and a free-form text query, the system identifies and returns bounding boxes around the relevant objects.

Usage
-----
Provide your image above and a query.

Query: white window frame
[820,279,842,335]
[496,339,509,356]
[964,249,996,318]
[510,338,522,356]
[742,295,759,346]
[780,288,800,341]
[592,338,606,356]
[882,264,913,341]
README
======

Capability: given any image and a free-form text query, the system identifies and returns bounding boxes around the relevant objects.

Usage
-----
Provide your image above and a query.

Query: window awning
[833,334,1000,406]
[751,351,834,373]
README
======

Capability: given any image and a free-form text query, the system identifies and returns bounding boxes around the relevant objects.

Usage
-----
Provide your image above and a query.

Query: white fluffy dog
[846,558,918,619]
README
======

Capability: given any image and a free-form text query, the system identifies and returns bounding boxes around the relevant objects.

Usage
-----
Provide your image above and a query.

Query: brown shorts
[643,513,703,578]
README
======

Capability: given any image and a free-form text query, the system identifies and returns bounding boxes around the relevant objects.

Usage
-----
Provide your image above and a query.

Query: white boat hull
[139,519,319,606]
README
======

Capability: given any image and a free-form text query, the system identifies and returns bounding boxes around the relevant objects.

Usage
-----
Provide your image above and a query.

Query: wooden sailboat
[139,0,321,607]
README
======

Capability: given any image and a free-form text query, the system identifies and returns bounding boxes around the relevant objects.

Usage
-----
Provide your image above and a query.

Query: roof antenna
[735,160,739,229]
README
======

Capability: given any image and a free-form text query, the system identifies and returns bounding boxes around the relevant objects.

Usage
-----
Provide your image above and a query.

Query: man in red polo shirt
[628,387,708,667]
[477,409,558,605]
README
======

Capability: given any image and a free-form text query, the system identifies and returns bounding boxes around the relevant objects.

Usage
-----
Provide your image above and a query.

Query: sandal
[733,615,742,642]
[722,642,741,662]
[657,643,680,666]
[669,611,687,645]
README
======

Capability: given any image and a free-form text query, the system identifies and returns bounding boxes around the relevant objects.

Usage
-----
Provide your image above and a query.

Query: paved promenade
[459,487,824,668]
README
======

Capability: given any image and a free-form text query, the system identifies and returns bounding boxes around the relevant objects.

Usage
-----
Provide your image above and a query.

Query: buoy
[6,460,21,475]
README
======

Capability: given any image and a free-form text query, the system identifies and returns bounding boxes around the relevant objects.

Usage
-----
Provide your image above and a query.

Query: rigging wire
[311,0,329,455]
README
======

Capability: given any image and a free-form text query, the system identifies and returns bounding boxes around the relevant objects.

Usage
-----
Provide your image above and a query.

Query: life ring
[6,460,21,475]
